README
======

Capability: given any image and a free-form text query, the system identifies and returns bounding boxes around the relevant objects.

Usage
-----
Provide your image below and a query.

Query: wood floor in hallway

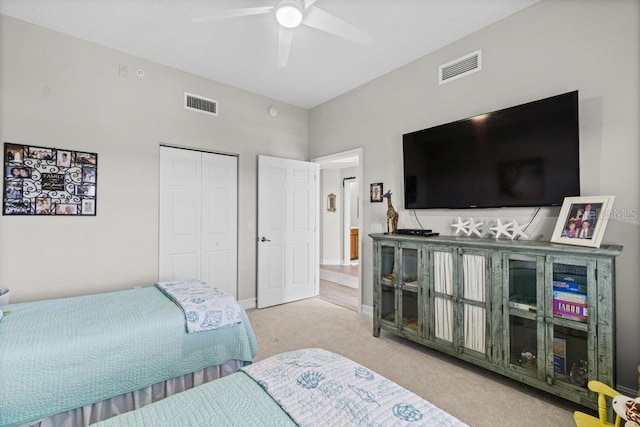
[318,264,359,312]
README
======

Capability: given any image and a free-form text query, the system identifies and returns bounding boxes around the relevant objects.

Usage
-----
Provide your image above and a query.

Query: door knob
[259,237,271,242]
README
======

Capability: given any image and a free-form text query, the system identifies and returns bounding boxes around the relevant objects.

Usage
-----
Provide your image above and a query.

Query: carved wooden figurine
[383,190,398,234]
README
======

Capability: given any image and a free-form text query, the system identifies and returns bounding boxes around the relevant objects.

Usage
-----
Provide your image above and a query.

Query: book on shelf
[508,301,537,312]
[553,278,588,321]
[553,299,588,321]
[553,337,567,374]
[553,279,587,294]
[552,264,587,280]
[553,290,587,304]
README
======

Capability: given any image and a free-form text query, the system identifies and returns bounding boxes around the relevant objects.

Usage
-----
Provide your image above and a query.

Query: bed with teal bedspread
[0,286,258,427]
[93,348,468,427]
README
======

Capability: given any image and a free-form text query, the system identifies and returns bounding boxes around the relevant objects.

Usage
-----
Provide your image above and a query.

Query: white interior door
[159,146,237,297]
[257,155,318,308]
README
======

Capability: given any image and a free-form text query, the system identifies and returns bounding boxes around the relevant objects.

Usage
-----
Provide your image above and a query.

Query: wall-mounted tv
[402,91,580,209]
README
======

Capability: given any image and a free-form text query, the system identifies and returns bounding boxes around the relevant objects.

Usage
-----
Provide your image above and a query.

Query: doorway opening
[313,148,362,313]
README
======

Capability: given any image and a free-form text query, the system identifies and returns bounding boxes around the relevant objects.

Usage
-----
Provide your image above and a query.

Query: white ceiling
[0,0,541,109]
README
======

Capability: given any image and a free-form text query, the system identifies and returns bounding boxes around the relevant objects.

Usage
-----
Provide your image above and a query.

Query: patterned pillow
[612,395,640,426]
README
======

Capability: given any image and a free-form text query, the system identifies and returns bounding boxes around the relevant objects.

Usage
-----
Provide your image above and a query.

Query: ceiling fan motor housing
[275,0,305,28]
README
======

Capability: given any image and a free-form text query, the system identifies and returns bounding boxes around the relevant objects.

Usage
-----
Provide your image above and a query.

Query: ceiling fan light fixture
[275,0,304,28]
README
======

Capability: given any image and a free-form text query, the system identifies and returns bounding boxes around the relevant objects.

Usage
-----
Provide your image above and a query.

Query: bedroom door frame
[312,148,363,313]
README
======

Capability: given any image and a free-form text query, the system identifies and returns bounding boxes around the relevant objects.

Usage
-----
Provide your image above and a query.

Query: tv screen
[403,91,580,209]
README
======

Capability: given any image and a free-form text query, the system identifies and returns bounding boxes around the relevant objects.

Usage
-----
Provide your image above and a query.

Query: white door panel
[170,253,198,281]
[257,155,318,308]
[160,147,237,297]
[200,153,237,295]
[203,250,230,288]
[267,244,286,290]
[172,190,198,234]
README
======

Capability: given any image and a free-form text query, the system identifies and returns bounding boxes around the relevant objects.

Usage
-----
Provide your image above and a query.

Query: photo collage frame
[3,143,98,216]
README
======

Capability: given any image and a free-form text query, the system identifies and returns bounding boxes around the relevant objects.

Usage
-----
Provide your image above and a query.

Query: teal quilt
[0,286,258,427]
[92,372,296,427]
[90,349,468,427]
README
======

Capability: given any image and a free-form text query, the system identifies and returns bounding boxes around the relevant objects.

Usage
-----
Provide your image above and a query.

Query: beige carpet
[247,297,583,427]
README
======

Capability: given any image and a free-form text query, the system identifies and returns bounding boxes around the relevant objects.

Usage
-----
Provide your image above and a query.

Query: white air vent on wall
[439,50,482,85]
[184,92,218,116]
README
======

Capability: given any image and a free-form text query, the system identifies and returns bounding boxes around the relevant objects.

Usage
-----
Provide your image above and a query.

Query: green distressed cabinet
[374,241,424,338]
[371,233,622,409]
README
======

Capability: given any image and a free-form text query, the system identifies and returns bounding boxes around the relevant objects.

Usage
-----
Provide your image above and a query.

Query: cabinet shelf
[508,308,538,320]
[553,317,589,332]
[371,233,621,410]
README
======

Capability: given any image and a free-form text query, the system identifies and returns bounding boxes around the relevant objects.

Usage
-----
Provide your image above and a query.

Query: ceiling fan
[193,0,373,67]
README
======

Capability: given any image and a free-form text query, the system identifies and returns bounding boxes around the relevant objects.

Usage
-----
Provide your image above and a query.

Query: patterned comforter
[155,279,242,332]
[242,348,468,427]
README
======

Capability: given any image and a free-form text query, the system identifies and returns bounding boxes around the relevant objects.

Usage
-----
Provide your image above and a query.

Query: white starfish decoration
[451,216,470,236]
[479,221,495,238]
[467,218,484,237]
[510,220,530,240]
[490,218,514,239]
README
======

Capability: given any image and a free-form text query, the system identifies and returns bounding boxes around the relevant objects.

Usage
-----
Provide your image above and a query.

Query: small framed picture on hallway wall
[370,183,383,203]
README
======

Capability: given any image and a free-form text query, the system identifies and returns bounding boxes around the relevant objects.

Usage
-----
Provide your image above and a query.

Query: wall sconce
[327,193,337,212]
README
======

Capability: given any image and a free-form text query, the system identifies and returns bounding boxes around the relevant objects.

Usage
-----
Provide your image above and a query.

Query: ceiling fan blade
[192,6,273,23]
[304,0,318,9]
[303,6,373,45]
[278,27,295,67]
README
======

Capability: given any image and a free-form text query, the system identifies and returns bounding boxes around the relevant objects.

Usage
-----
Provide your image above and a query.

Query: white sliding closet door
[159,146,238,297]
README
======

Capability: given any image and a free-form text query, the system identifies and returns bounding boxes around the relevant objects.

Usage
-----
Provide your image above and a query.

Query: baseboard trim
[617,384,638,397]
[239,298,256,310]
[242,298,373,318]
[321,259,342,265]
[360,304,373,317]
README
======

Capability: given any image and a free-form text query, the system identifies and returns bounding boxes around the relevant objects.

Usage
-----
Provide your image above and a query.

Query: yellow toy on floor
[574,381,640,427]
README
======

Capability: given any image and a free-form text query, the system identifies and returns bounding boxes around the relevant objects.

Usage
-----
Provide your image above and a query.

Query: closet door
[201,152,237,295]
[159,146,237,297]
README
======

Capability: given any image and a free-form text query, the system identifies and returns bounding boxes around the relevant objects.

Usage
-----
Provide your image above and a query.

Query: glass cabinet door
[432,250,455,344]
[505,255,544,376]
[505,254,595,390]
[431,249,490,357]
[547,260,592,389]
[400,246,419,334]
[379,243,397,327]
[461,252,489,356]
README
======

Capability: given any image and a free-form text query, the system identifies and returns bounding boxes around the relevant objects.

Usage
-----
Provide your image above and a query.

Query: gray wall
[0,15,309,304]
[309,0,639,391]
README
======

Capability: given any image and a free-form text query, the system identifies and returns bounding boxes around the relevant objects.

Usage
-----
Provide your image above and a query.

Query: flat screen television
[402,91,580,209]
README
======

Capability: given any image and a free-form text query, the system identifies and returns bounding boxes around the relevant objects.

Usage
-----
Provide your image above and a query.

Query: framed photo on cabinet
[551,195,615,248]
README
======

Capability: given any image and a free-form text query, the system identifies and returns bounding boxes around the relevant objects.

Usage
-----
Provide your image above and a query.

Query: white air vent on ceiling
[439,50,482,85]
[184,92,218,116]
